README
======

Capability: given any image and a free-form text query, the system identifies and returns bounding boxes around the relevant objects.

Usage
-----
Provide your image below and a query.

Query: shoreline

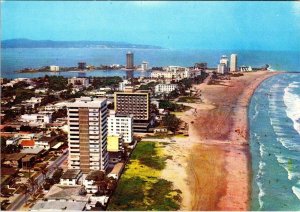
[165,71,281,210]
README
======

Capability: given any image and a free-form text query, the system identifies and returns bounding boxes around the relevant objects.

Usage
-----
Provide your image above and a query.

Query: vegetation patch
[177,96,199,103]
[108,141,181,211]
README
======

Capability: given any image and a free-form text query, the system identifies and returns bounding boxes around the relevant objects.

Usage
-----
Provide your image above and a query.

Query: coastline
[163,71,281,210]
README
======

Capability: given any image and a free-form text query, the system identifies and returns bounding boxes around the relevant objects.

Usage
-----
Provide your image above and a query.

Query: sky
[1,1,300,50]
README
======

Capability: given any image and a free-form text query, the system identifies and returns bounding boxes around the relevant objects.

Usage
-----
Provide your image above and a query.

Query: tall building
[126,52,134,69]
[217,63,226,74]
[67,97,108,173]
[114,91,151,132]
[141,61,149,71]
[230,54,238,72]
[218,55,229,74]
[108,114,133,144]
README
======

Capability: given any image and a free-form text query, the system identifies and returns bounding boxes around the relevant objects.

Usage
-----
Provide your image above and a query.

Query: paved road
[7,152,68,211]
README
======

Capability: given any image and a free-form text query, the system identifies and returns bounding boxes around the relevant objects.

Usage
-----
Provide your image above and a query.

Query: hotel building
[114,91,151,132]
[67,97,108,174]
[230,54,238,72]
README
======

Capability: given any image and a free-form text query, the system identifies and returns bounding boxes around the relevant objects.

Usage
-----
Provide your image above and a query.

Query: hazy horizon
[2,1,300,51]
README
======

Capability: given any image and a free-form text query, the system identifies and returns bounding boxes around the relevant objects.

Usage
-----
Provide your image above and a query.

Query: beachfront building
[230,54,238,72]
[108,114,133,144]
[217,63,227,75]
[114,91,151,132]
[50,65,60,72]
[217,55,229,74]
[154,83,178,94]
[67,97,109,173]
[126,52,134,69]
[240,65,253,72]
[151,66,190,81]
[68,77,90,88]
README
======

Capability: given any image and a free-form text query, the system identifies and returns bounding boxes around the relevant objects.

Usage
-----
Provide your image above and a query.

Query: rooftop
[45,185,89,202]
[20,139,35,147]
[67,97,107,108]
[61,169,82,180]
[31,200,86,211]
[21,147,44,155]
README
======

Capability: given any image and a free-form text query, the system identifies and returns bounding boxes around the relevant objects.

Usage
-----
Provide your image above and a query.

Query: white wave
[257,181,265,209]
[292,185,300,201]
[252,103,259,120]
[275,154,300,180]
[283,82,300,136]
[259,144,266,158]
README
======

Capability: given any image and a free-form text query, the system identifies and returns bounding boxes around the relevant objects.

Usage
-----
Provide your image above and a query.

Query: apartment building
[68,77,90,88]
[154,83,178,94]
[108,114,133,144]
[151,66,190,81]
[114,91,151,132]
[67,97,108,174]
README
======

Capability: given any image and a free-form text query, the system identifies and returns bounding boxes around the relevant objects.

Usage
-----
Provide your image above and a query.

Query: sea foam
[283,82,300,136]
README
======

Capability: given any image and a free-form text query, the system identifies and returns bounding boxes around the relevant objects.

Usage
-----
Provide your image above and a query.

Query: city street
[6,152,68,211]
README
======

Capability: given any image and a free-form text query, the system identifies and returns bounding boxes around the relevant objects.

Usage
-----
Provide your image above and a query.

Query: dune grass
[108,141,181,211]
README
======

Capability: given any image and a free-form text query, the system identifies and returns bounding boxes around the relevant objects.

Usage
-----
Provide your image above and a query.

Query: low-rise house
[68,77,90,88]
[44,184,89,202]
[31,200,86,211]
[35,88,48,94]
[154,83,178,94]
[35,135,59,150]
[20,112,52,126]
[83,171,102,194]
[60,169,83,186]
[20,139,35,149]
[107,162,125,180]
[25,97,42,108]
[5,135,21,145]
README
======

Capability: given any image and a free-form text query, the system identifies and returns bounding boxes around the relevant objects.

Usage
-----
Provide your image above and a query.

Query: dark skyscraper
[126,51,134,69]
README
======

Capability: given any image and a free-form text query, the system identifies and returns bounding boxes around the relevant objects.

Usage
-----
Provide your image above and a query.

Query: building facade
[151,66,190,81]
[126,52,134,69]
[230,54,238,72]
[108,114,133,144]
[114,92,150,132]
[68,77,90,87]
[67,97,108,174]
[155,84,178,94]
[50,65,60,72]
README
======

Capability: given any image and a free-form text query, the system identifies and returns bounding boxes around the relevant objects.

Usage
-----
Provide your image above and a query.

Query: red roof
[20,139,35,147]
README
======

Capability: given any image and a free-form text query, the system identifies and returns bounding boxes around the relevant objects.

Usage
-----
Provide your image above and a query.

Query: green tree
[162,114,181,133]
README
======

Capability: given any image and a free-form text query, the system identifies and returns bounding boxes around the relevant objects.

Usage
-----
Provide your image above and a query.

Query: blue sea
[249,73,300,210]
[1,48,300,79]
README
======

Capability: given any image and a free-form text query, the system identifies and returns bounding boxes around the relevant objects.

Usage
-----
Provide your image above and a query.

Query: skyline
[1,1,300,51]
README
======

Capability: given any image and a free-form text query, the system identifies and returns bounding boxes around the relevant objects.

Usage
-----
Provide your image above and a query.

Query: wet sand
[160,71,280,210]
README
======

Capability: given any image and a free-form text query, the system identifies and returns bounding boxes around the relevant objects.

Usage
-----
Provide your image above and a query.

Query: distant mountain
[1,39,163,49]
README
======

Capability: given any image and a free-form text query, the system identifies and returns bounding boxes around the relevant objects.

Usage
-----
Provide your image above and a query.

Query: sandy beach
[160,71,280,210]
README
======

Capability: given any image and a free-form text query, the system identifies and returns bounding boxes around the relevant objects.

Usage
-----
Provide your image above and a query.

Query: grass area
[143,134,173,139]
[177,96,199,103]
[108,141,181,211]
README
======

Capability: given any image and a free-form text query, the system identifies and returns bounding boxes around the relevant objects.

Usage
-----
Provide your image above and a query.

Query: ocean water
[1,48,300,79]
[249,73,300,210]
